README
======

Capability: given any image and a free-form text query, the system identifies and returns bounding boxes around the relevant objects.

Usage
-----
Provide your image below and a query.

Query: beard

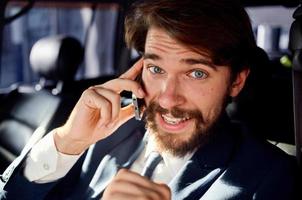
[144,99,228,157]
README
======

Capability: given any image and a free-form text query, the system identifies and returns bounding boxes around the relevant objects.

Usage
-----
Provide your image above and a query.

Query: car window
[246,5,295,57]
[1,2,119,88]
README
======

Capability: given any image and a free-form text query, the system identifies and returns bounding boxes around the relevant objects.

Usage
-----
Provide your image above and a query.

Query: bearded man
[2,0,298,199]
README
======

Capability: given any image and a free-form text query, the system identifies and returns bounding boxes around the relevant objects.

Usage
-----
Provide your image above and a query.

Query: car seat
[0,35,84,172]
[227,46,295,155]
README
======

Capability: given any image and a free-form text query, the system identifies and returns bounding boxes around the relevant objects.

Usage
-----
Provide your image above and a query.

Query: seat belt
[289,4,302,165]
[0,97,60,195]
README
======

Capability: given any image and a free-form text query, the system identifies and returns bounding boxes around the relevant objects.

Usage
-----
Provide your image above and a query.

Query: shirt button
[43,163,50,170]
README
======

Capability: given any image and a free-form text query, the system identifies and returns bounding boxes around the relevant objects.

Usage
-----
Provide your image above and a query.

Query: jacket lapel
[169,117,240,200]
[79,115,240,200]
[78,119,146,199]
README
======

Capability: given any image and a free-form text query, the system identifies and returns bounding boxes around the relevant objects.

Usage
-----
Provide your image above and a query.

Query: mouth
[161,114,190,125]
[156,113,194,133]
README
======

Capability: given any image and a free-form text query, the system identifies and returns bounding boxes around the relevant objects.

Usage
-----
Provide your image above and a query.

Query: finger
[115,169,164,193]
[157,183,171,199]
[92,87,121,123]
[82,88,112,126]
[119,58,143,80]
[102,78,145,98]
[111,169,167,199]
[118,104,135,125]
[106,179,161,199]
[103,192,137,200]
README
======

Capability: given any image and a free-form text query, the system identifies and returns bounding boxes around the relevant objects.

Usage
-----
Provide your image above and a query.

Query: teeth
[162,114,189,125]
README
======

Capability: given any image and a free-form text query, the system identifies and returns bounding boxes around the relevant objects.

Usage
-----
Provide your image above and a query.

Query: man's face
[141,27,248,156]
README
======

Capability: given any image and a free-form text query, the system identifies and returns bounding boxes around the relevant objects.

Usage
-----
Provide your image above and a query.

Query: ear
[229,68,250,97]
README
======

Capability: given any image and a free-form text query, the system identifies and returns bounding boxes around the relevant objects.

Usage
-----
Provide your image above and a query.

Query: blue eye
[189,70,207,79]
[149,66,164,74]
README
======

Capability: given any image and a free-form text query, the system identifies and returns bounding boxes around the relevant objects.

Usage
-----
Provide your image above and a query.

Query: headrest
[29,35,84,82]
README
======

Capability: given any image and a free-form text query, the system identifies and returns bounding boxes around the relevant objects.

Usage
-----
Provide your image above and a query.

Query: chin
[148,121,209,157]
[144,100,225,157]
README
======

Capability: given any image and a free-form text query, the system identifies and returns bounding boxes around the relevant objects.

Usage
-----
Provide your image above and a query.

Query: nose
[158,77,185,110]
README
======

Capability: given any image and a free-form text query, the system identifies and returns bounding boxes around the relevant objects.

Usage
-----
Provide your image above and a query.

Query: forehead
[144,27,208,59]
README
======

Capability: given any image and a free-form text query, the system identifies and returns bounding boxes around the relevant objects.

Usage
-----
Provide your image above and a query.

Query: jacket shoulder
[224,129,298,199]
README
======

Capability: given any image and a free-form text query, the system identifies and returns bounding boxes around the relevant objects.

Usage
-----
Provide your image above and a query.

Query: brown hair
[124,0,257,75]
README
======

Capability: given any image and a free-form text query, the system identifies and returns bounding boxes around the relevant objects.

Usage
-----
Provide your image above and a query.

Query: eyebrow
[182,58,217,71]
[143,52,217,70]
[143,53,161,60]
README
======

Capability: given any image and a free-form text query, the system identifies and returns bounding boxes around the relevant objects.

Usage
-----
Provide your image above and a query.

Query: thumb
[118,104,136,125]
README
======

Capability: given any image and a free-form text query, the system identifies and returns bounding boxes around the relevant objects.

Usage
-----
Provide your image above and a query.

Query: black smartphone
[132,71,145,120]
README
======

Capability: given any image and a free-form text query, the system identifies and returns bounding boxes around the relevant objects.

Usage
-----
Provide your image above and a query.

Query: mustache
[144,101,204,122]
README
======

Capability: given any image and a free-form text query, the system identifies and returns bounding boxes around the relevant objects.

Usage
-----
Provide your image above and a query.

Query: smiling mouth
[161,114,190,125]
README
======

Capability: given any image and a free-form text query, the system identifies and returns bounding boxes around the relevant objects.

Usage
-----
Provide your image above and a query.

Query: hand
[54,59,145,155]
[103,169,171,200]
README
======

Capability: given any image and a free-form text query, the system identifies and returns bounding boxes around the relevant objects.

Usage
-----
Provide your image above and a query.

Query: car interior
[0,0,301,187]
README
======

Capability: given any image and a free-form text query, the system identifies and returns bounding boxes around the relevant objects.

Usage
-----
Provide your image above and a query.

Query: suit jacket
[3,115,299,200]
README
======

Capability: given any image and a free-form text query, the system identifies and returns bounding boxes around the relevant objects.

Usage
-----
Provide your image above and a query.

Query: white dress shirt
[24,130,194,184]
[24,130,80,183]
[131,134,194,183]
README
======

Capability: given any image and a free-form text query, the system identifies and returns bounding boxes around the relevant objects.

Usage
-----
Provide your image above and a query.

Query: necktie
[141,152,163,179]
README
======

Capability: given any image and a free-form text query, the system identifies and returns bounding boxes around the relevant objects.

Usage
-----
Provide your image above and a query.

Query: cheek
[187,85,228,112]
[187,88,212,109]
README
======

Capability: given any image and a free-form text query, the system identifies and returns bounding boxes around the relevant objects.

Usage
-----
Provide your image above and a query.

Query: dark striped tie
[141,152,163,179]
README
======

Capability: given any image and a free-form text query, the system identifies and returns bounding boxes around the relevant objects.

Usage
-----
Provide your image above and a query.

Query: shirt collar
[144,131,195,176]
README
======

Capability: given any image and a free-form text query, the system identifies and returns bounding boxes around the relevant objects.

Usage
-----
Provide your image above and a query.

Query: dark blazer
[3,116,298,200]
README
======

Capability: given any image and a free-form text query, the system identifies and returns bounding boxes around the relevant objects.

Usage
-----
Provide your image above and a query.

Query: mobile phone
[132,71,145,120]
[132,93,144,120]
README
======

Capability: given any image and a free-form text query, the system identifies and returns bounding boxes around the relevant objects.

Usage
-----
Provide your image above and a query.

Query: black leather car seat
[0,35,84,172]
[226,47,295,155]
